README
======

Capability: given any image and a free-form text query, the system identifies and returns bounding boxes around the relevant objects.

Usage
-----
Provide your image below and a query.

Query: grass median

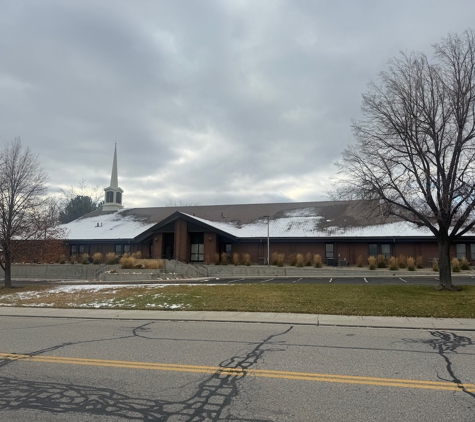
[1,283,475,318]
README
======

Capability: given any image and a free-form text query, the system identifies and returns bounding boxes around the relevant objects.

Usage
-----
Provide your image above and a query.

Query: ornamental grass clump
[460,257,470,270]
[120,255,136,269]
[397,255,407,268]
[295,253,305,267]
[220,252,228,265]
[451,257,461,272]
[242,253,251,266]
[407,257,416,271]
[377,254,386,268]
[232,253,240,266]
[355,255,364,267]
[416,256,424,269]
[304,252,313,266]
[275,253,285,267]
[432,258,439,272]
[314,254,322,268]
[289,254,297,266]
[105,252,118,265]
[368,256,376,270]
[214,253,220,265]
[80,253,90,265]
[57,254,67,264]
[388,256,398,271]
[92,252,103,265]
[271,252,280,266]
[142,259,162,269]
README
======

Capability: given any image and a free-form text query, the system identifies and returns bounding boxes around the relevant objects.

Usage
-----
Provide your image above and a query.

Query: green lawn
[1,284,475,318]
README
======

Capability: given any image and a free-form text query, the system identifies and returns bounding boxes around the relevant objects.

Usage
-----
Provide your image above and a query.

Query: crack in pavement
[0,321,293,420]
[405,330,475,401]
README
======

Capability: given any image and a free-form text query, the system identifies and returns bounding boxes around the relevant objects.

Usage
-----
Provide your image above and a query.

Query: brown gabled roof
[81,199,390,230]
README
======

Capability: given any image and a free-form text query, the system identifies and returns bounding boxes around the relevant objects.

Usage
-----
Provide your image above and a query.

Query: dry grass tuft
[355,255,364,267]
[397,255,407,268]
[232,253,240,266]
[314,254,322,268]
[289,254,297,266]
[304,252,313,266]
[92,252,103,265]
[220,252,228,265]
[407,257,416,271]
[242,253,251,266]
[105,252,118,265]
[388,256,398,271]
[460,257,470,270]
[368,256,376,270]
[295,253,305,267]
[120,255,136,269]
[377,254,386,268]
[451,258,461,272]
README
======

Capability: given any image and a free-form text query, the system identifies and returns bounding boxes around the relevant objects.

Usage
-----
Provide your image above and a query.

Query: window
[116,192,122,204]
[106,191,114,203]
[381,244,391,259]
[471,244,475,261]
[123,244,130,254]
[226,244,232,259]
[325,244,334,259]
[115,244,122,255]
[79,245,85,255]
[369,244,378,258]
[190,233,204,262]
[71,245,77,255]
[456,244,466,259]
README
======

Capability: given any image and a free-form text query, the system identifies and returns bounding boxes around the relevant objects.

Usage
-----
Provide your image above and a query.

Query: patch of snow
[183,213,434,239]
[61,209,156,240]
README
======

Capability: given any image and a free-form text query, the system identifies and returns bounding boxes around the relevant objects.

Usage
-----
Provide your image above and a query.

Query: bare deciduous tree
[337,30,475,290]
[0,139,49,288]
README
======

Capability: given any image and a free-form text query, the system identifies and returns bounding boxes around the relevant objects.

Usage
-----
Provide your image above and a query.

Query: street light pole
[263,215,270,266]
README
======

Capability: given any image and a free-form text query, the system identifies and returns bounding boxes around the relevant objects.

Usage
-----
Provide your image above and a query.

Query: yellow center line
[1,352,474,392]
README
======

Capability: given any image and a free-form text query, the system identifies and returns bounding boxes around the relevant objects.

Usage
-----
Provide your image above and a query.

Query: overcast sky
[1,1,474,208]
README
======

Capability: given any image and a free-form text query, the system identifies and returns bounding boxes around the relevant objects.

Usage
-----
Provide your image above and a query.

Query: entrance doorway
[163,233,174,259]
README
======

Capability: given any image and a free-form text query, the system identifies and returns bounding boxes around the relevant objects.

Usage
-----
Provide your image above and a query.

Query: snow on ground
[0,283,221,309]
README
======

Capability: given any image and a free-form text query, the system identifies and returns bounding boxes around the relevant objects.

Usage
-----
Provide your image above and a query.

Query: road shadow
[0,324,293,421]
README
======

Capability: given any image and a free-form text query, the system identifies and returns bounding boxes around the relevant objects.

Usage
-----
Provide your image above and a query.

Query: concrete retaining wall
[3,264,186,282]
[4,264,113,280]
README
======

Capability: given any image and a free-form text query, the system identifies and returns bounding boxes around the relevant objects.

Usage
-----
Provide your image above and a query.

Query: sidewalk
[1,307,474,331]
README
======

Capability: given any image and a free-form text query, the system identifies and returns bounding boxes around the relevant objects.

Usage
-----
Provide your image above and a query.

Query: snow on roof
[62,205,443,241]
[62,209,156,240]
[183,213,434,238]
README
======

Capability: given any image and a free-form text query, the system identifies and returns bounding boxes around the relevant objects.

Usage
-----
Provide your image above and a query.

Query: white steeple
[102,144,124,212]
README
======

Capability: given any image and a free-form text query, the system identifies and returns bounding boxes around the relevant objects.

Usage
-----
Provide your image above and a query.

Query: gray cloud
[1,0,474,207]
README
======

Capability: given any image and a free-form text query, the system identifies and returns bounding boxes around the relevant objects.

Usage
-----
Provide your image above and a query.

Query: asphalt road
[0,316,474,421]
[11,275,475,287]
[204,275,475,285]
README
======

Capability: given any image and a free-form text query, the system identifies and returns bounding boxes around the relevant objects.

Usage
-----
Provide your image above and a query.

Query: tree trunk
[4,253,12,288]
[438,236,453,289]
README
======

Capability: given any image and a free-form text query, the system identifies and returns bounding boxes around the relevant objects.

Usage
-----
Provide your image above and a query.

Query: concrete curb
[1,307,474,331]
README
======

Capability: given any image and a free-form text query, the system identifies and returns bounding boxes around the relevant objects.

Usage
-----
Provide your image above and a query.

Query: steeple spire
[102,144,124,212]
[109,143,119,189]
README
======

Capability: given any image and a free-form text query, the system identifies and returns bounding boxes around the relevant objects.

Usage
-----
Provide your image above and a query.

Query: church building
[62,147,475,266]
